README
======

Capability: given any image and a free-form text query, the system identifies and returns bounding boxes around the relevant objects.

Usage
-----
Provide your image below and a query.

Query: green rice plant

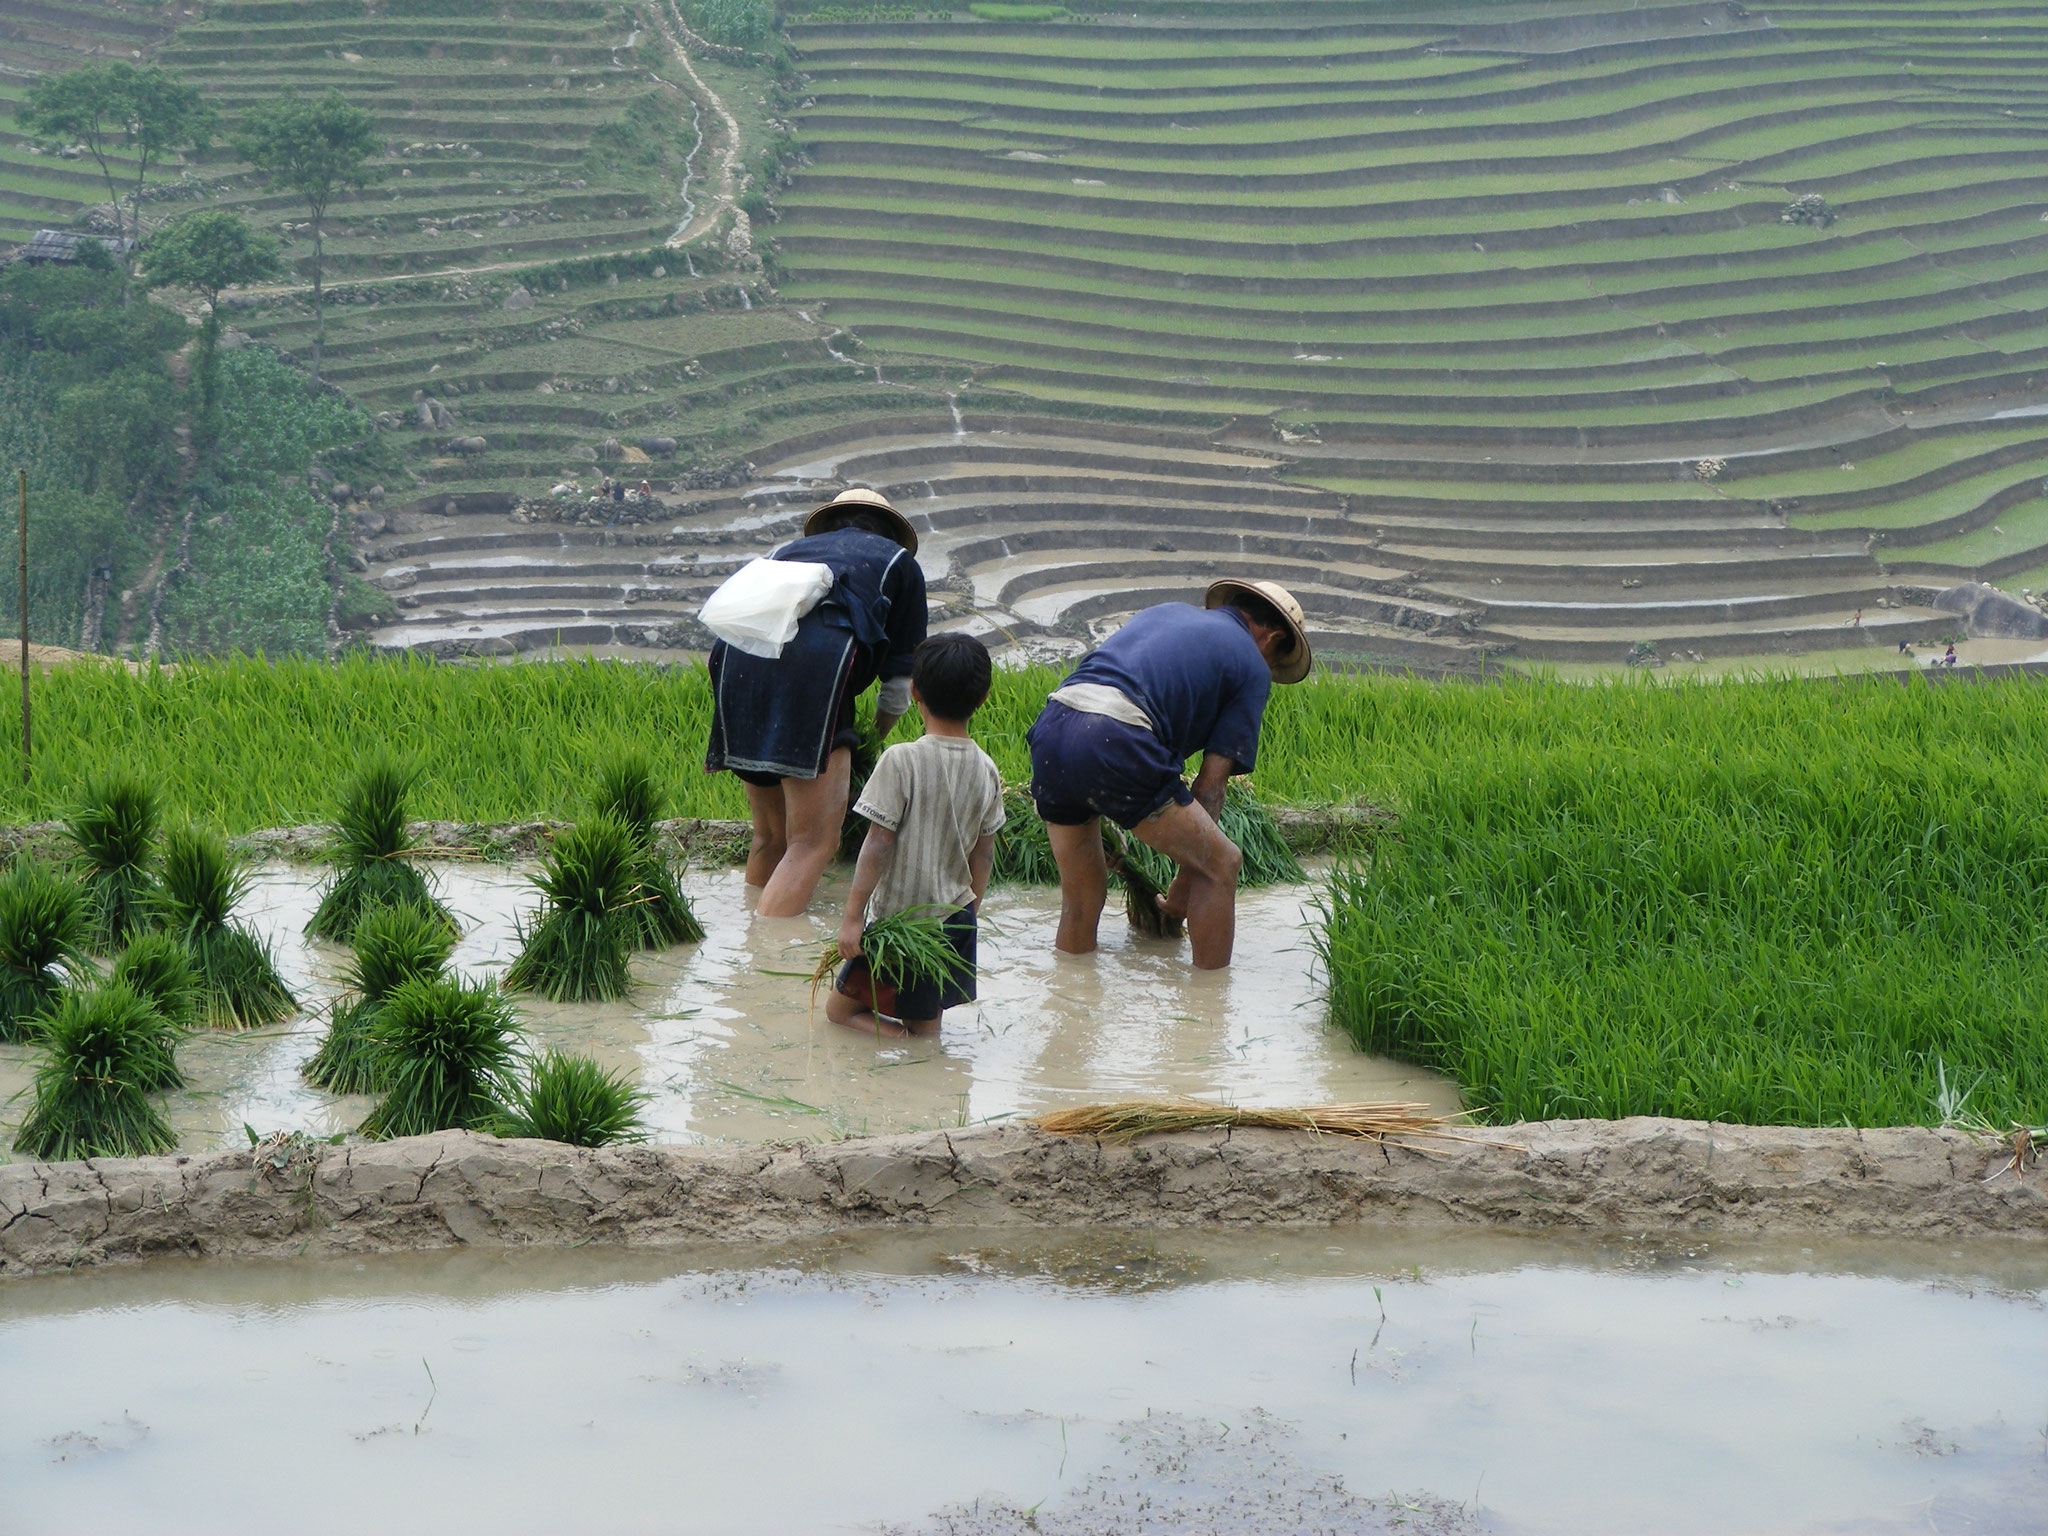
[0,858,90,1043]
[304,900,457,1095]
[489,1049,648,1148]
[1105,823,1182,940]
[810,904,972,1001]
[358,975,522,1140]
[108,931,203,1036]
[12,983,178,1161]
[503,816,640,1003]
[991,782,1058,884]
[591,750,704,949]
[64,773,162,951]
[306,754,453,942]
[1219,782,1304,886]
[1316,729,2048,1130]
[156,825,296,1030]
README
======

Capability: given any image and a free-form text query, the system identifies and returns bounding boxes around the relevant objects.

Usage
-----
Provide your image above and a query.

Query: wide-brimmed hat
[802,487,918,555]
[1205,578,1313,684]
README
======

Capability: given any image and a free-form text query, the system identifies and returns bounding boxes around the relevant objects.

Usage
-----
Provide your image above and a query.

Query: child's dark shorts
[1025,699,1192,830]
[835,903,978,1023]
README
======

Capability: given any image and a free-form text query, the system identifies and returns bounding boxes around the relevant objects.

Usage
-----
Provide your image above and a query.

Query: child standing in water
[828,633,1005,1038]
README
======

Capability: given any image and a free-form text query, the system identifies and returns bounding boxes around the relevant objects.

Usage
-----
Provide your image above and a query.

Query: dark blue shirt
[1062,603,1271,771]
[772,526,926,682]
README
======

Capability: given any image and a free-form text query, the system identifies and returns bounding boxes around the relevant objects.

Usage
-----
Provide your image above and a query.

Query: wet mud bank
[4,1118,2041,1278]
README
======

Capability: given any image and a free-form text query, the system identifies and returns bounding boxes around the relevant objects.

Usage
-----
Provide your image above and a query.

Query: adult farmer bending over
[1025,580,1311,970]
[705,488,927,916]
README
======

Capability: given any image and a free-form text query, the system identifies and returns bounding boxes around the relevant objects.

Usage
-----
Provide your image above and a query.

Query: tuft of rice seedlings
[0,858,91,1043]
[65,772,163,951]
[991,783,1058,885]
[591,751,703,949]
[305,900,457,1095]
[157,825,295,1030]
[359,975,522,1139]
[503,816,640,1002]
[109,930,203,1034]
[12,983,178,1160]
[306,754,453,943]
[1103,824,1183,940]
[1032,1098,1482,1147]
[810,904,973,1004]
[1219,782,1305,886]
[489,1049,648,1147]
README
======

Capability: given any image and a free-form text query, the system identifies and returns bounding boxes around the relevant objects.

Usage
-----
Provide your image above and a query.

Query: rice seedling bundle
[305,900,457,1095]
[156,825,296,1030]
[1219,782,1304,886]
[359,975,522,1139]
[0,859,90,1043]
[306,754,452,942]
[810,904,973,1002]
[64,773,163,951]
[503,815,640,1002]
[1103,823,1182,940]
[991,783,1058,885]
[12,983,178,1160]
[591,751,703,949]
[109,931,203,1036]
[490,1049,648,1147]
[1318,730,2048,1130]
[1033,1098,1471,1146]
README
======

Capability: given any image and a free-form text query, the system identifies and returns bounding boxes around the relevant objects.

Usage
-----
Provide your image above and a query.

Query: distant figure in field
[1851,608,1862,627]
[611,478,625,504]
[1025,580,1311,970]
[1945,642,1958,668]
[704,488,927,917]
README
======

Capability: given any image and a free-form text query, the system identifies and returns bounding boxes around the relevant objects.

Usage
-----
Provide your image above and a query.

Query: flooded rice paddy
[0,861,1455,1151]
[2,1228,2043,1535]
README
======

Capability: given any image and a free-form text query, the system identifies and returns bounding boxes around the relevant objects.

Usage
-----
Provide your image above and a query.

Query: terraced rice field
[742,0,2048,667]
[11,1,2048,669]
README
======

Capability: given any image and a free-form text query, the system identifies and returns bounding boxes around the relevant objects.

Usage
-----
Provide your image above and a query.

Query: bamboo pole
[16,468,26,788]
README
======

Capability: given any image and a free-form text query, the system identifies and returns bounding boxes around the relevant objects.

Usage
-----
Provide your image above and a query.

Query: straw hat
[1205,578,1313,684]
[802,487,918,555]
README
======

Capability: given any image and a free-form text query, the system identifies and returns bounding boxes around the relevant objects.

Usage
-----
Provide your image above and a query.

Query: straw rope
[1032,1098,1518,1151]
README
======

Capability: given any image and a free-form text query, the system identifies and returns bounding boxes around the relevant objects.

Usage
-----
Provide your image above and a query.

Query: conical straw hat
[1204,578,1312,684]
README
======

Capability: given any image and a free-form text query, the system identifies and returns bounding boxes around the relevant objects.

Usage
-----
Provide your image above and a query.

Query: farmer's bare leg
[1132,799,1242,970]
[757,747,852,917]
[1047,817,1110,956]
[741,781,789,889]
[825,985,909,1039]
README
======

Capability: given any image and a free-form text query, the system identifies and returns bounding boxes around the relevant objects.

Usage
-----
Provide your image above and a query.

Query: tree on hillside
[142,209,283,437]
[231,90,381,388]
[14,64,217,304]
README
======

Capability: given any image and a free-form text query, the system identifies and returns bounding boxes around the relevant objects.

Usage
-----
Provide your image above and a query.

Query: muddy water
[2,1229,2042,1535]
[0,862,1453,1150]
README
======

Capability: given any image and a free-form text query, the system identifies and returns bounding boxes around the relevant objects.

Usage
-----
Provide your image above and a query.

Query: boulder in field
[1933,582,2048,639]
[503,286,534,310]
[638,436,678,458]
[447,436,488,456]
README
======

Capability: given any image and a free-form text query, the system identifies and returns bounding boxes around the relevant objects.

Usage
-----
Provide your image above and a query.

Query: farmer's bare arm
[838,824,897,957]
[1189,752,1235,822]
[968,832,996,906]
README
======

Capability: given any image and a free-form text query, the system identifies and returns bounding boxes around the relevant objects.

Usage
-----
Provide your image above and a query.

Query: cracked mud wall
[3,1119,2043,1277]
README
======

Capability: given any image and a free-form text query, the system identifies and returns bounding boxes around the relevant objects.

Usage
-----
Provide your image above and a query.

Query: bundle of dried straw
[1033,1098,1503,1149]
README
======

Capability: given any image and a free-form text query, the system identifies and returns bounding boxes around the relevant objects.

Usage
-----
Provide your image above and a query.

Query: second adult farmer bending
[1025,580,1312,970]
[704,488,927,916]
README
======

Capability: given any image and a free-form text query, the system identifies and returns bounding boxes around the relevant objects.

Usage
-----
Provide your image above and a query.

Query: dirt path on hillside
[234,5,743,301]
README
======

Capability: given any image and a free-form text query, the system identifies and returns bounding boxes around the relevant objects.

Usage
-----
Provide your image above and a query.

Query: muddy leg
[824,984,909,1039]
[1132,800,1241,970]
[1047,817,1110,956]
[741,780,789,890]
[757,747,852,917]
